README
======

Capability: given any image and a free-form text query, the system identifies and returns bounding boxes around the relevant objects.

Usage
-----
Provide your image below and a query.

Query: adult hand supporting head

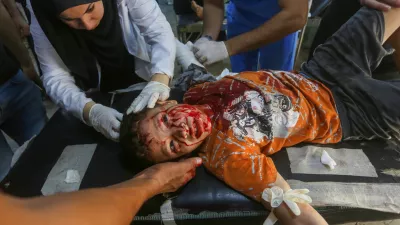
[117,157,203,197]
[126,74,171,114]
[360,0,400,11]
[192,36,229,66]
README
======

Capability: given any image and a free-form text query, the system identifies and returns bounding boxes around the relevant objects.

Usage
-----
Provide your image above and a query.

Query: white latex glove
[360,0,400,11]
[321,150,337,170]
[192,37,229,65]
[262,186,312,216]
[127,81,170,114]
[88,104,123,141]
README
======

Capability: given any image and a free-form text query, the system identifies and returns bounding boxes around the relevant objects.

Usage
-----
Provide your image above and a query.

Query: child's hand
[261,173,290,210]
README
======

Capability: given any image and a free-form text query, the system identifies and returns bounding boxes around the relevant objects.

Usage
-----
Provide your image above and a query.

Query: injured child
[120,7,400,225]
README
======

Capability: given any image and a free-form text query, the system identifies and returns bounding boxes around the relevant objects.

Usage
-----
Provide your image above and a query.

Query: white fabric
[127,81,170,114]
[288,180,400,214]
[26,0,175,122]
[160,200,178,225]
[216,68,238,80]
[193,37,229,66]
[176,39,203,71]
[263,211,278,225]
[89,104,123,141]
[287,146,378,177]
[65,170,81,184]
[41,144,97,196]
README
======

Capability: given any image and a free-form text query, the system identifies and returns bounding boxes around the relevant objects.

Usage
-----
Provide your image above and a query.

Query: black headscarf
[31,0,144,91]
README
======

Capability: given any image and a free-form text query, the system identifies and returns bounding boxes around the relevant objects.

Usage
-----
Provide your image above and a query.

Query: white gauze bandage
[261,186,312,225]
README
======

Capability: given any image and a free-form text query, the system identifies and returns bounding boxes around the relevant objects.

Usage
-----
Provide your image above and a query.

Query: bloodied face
[137,101,212,163]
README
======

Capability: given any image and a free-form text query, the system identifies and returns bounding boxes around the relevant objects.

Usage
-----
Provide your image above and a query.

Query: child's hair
[119,110,153,169]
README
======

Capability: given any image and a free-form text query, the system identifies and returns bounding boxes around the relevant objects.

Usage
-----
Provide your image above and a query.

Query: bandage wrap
[262,186,312,216]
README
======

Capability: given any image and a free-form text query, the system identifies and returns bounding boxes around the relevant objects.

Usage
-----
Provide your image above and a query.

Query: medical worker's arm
[0,158,202,225]
[27,0,124,141]
[202,0,225,40]
[224,0,308,56]
[125,0,176,114]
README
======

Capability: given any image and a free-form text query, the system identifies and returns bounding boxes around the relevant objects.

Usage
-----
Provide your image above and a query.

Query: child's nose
[173,127,188,139]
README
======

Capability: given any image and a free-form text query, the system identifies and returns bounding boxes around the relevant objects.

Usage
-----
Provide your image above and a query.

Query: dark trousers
[308,0,397,76]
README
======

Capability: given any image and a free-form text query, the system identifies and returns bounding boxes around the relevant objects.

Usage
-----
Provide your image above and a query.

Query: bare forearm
[1,179,154,225]
[0,1,31,67]
[225,5,307,56]
[202,0,225,40]
[274,203,328,225]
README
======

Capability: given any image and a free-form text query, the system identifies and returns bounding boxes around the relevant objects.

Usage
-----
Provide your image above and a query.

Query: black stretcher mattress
[2,90,400,225]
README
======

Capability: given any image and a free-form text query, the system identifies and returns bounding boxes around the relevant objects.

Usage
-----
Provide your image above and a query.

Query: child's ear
[156,100,178,106]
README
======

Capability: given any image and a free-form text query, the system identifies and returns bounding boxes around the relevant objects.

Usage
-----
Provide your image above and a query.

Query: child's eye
[87,4,95,13]
[162,114,169,124]
[170,141,175,151]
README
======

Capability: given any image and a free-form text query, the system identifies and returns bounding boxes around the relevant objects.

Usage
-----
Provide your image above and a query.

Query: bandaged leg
[176,39,204,70]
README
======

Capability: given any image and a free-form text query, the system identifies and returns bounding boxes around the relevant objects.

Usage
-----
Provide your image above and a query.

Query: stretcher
[2,90,400,225]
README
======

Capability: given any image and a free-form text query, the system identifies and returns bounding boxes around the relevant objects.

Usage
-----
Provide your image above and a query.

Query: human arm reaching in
[360,0,400,11]
[0,0,37,80]
[0,157,202,225]
[2,0,30,37]
[26,0,124,141]
[125,0,176,114]
[193,0,308,65]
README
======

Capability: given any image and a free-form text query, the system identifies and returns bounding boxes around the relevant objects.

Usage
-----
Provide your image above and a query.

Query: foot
[175,39,204,71]
[191,0,204,20]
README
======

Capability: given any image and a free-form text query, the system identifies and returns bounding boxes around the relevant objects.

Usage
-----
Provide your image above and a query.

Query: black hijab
[31,0,144,91]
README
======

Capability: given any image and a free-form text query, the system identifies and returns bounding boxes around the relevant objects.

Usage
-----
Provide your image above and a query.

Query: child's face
[137,101,212,163]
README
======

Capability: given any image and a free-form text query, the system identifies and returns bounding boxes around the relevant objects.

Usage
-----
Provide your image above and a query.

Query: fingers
[382,0,400,7]
[109,130,120,142]
[147,92,160,109]
[361,0,392,11]
[114,111,123,121]
[159,91,170,101]
[130,95,149,114]
[179,157,203,172]
[126,96,142,114]
[111,117,121,132]
[195,51,207,64]
[182,169,196,185]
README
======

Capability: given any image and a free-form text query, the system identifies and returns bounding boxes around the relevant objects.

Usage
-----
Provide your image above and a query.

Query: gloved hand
[127,81,170,114]
[88,104,123,141]
[192,37,229,66]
